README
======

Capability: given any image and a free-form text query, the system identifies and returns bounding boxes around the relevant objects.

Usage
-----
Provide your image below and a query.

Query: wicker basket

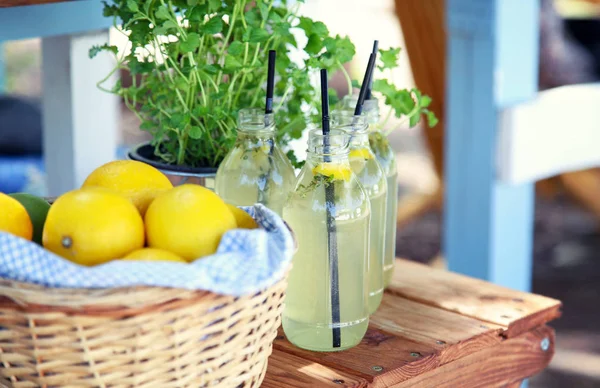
[0,270,288,387]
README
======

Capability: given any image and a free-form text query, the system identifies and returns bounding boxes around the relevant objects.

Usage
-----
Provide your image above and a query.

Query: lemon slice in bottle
[349,148,373,175]
[312,163,352,182]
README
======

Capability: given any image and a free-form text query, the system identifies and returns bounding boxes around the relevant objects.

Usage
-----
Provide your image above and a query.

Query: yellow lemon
[8,193,51,245]
[349,148,374,175]
[312,162,352,182]
[145,184,237,261]
[0,193,33,241]
[349,148,374,160]
[42,188,145,266]
[123,248,186,262]
[82,160,173,216]
[226,204,258,229]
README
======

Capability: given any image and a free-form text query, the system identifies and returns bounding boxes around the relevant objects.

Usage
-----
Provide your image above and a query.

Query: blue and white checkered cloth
[0,204,294,297]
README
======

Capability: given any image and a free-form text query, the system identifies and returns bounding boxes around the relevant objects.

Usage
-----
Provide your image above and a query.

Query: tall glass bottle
[341,96,398,287]
[332,111,387,315]
[215,108,296,215]
[282,128,370,352]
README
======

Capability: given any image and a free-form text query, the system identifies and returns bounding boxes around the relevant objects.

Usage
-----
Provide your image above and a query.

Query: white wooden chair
[499,83,600,219]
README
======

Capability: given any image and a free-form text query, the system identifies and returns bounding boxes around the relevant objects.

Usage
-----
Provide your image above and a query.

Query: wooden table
[263,259,562,387]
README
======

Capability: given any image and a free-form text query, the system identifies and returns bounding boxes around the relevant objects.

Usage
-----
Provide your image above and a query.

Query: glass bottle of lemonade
[215,108,296,215]
[282,128,370,352]
[332,111,387,315]
[341,96,398,287]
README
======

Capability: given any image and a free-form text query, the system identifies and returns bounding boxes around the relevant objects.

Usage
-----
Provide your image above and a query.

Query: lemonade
[282,129,370,352]
[332,111,387,314]
[342,95,399,287]
[369,130,399,287]
[215,109,296,215]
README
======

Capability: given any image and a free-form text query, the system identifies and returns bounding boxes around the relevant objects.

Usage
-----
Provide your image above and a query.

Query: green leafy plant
[91,0,436,168]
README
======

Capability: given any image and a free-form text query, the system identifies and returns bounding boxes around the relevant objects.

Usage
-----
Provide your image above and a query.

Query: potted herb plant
[91,0,436,186]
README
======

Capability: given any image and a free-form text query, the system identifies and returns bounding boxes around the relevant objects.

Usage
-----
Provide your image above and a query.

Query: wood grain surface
[387,260,562,337]
[264,259,561,387]
[391,326,555,388]
[262,351,368,388]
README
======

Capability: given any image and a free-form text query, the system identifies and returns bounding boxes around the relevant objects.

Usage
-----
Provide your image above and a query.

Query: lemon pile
[0,160,258,266]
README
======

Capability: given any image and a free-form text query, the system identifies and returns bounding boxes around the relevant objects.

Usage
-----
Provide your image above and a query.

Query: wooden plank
[262,350,368,388]
[370,293,504,365]
[392,325,555,388]
[389,260,562,337]
[274,328,439,388]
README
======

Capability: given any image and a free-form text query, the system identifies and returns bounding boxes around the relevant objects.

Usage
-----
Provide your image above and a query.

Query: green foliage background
[92,0,436,168]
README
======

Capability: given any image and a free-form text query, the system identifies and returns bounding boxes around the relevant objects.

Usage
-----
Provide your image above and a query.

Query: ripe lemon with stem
[42,188,145,266]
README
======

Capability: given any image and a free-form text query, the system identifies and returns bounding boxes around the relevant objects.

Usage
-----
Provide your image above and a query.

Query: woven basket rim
[0,266,290,312]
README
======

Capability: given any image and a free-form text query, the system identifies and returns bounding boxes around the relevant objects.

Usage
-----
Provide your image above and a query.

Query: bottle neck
[237,127,276,142]
[349,131,370,148]
[307,151,349,165]
[236,108,276,142]
[306,128,350,164]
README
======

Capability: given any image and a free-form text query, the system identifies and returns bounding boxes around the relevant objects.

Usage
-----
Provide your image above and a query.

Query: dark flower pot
[128,142,218,190]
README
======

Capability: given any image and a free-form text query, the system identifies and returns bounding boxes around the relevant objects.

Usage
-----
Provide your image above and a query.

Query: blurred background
[1,0,600,386]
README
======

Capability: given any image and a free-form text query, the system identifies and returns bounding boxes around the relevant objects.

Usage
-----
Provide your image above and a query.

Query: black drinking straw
[258,50,277,203]
[265,50,276,114]
[354,53,377,117]
[321,69,341,348]
[365,40,379,100]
